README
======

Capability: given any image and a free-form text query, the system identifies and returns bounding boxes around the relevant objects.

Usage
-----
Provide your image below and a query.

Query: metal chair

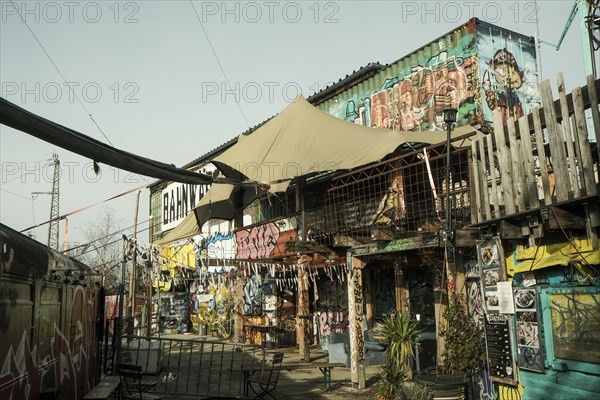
[247,352,284,400]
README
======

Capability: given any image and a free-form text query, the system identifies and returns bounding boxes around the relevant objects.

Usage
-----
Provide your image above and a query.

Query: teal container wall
[513,266,600,400]
[318,19,540,132]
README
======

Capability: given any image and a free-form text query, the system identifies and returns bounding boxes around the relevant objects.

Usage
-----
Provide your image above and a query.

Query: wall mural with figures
[322,19,539,132]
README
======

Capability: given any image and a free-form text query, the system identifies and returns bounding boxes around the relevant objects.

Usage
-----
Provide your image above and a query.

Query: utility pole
[48,153,60,250]
[129,191,141,323]
[31,153,61,250]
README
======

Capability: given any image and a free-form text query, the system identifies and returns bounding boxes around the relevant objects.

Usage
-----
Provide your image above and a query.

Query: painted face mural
[478,26,540,126]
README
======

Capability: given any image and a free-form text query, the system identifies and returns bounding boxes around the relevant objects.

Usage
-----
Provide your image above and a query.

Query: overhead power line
[8,0,115,147]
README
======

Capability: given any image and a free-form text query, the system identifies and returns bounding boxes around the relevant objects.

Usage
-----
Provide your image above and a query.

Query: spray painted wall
[477,20,540,126]
[319,19,539,132]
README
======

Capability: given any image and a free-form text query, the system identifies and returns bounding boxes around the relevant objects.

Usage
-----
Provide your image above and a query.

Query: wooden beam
[471,142,483,224]
[492,108,516,214]
[518,115,541,210]
[507,116,528,212]
[540,80,570,202]
[586,75,600,163]
[532,107,553,205]
[557,73,580,198]
[485,134,500,219]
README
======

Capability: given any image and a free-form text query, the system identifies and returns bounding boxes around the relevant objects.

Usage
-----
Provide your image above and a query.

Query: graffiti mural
[477,23,540,126]
[328,29,479,132]
[317,278,348,339]
[242,275,265,316]
[325,21,539,132]
[0,287,97,400]
[235,218,297,260]
[550,291,600,363]
[157,292,190,333]
[348,267,365,379]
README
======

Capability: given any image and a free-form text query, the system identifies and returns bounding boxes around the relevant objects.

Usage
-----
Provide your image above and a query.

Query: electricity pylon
[48,153,60,250]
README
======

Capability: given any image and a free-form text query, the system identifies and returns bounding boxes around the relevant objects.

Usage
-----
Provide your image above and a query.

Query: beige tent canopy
[212,95,477,193]
[156,95,481,245]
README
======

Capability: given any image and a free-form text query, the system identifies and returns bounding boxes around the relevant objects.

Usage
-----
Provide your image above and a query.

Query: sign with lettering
[484,313,517,385]
[162,165,214,231]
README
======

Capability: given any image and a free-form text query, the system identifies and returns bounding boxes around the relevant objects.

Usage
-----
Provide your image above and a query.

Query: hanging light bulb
[93,160,100,175]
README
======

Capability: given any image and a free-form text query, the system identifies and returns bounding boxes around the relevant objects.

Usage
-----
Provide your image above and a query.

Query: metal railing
[106,335,262,398]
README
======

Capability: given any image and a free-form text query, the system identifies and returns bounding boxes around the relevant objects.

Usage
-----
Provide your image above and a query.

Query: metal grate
[304,140,472,246]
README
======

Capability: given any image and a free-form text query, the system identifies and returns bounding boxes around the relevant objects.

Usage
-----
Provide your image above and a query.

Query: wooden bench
[282,362,345,390]
[82,376,121,400]
[232,361,345,396]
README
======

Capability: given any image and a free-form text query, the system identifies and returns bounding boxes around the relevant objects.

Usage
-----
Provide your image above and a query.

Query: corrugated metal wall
[317,20,479,131]
[318,19,540,132]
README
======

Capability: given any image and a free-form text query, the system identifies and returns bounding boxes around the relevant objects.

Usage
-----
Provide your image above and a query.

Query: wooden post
[234,276,246,344]
[492,108,516,215]
[297,267,311,361]
[394,262,409,316]
[434,251,448,369]
[347,255,366,389]
[364,268,375,330]
[540,79,569,202]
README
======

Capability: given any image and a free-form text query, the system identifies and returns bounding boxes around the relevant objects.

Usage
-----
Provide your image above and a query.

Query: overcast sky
[1,0,597,247]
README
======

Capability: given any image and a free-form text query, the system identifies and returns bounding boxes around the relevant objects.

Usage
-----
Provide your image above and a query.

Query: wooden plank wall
[471,74,599,225]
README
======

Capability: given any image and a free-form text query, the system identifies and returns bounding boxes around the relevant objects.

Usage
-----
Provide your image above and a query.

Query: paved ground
[154,333,383,400]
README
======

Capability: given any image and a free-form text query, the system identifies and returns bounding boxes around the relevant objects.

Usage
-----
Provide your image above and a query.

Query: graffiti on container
[236,219,297,259]
[478,28,540,126]
[467,280,485,332]
[332,46,478,132]
[0,287,96,400]
[242,275,264,316]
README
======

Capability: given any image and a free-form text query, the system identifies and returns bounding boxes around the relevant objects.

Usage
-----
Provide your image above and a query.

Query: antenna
[48,153,60,250]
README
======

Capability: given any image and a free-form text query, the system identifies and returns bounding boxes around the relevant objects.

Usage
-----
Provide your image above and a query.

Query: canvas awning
[154,210,200,245]
[157,96,482,244]
[212,95,479,192]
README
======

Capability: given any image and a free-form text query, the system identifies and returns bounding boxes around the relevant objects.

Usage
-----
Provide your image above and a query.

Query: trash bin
[123,340,163,374]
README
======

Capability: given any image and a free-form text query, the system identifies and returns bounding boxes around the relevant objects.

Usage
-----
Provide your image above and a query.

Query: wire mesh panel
[318,141,472,245]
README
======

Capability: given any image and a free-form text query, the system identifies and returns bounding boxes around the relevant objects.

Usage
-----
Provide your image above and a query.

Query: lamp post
[442,108,458,243]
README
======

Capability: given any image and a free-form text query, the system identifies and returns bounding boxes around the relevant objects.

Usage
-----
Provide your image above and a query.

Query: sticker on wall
[477,238,506,314]
[514,288,544,372]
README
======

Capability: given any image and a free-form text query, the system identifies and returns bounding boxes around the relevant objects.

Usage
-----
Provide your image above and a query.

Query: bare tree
[74,207,126,294]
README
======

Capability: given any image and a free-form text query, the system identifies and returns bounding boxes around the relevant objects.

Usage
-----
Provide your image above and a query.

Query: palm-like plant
[378,314,421,370]
[375,315,422,399]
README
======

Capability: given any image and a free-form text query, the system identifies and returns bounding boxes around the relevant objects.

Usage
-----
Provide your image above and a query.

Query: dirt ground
[156,334,384,400]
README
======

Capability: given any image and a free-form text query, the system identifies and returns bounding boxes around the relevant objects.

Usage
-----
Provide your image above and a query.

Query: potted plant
[432,293,485,398]
[375,314,421,399]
